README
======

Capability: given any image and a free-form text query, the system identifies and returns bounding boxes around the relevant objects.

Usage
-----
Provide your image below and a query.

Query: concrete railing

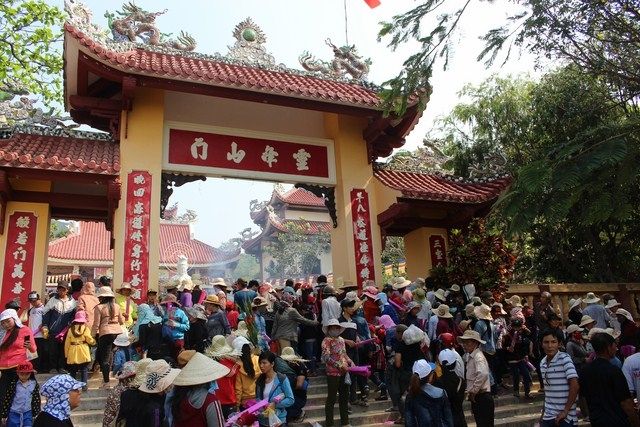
[505,283,640,320]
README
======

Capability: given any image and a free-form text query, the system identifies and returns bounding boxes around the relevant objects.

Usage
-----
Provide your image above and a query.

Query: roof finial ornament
[0,94,78,132]
[226,18,276,66]
[104,1,196,51]
[299,38,371,81]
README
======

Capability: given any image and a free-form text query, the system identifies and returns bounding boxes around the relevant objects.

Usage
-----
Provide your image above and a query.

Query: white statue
[170,255,193,291]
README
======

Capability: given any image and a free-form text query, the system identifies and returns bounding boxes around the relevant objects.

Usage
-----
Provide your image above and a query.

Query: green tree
[264,221,330,279]
[232,253,260,280]
[436,67,640,282]
[431,218,516,298]
[0,0,65,102]
[378,0,640,113]
[49,219,70,239]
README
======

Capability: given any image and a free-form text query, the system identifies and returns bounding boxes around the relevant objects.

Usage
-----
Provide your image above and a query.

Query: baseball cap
[438,349,458,367]
[28,292,39,301]
[412,359,436,379]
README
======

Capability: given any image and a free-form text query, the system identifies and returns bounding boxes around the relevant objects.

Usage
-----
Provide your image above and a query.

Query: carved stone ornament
[468,152,508,180]
[299,39,371,81]
[104,1,196,51]
[160,173,206,218]
[226,18,276,66]
[0,95,79,132]
[250,199,268,213]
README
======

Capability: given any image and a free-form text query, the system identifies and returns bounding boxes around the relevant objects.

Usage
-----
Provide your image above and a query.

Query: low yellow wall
[403,227,448,279]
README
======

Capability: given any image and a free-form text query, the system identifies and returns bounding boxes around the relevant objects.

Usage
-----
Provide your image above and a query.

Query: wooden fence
[505,283,640,320]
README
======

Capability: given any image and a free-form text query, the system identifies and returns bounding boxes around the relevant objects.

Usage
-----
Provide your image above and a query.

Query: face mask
[328,329,341,338]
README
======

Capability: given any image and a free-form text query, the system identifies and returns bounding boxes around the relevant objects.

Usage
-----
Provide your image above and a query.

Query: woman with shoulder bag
[92,286,124,389]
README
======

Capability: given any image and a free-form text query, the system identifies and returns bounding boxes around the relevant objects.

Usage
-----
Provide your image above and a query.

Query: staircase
[36,371,572,427]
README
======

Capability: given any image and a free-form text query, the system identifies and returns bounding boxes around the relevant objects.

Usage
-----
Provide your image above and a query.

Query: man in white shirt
[622,352,640,400]
[27,291,47,373]
[321,285,341,326]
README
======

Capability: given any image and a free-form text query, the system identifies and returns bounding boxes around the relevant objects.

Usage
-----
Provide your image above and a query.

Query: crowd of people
[2,275,640,427]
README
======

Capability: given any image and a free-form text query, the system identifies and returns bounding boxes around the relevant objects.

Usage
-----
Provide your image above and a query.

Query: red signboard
[165,127,334,184]
[429,235,447,268]
[350,189,376,291]
[123,171,152,302]
[1,212,38,308]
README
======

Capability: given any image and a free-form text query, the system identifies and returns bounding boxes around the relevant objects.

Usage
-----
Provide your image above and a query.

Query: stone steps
[35,372,567,427]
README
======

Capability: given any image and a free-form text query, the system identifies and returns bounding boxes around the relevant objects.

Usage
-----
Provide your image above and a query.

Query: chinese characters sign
[350,189,376,291]
[123,171,151,301]
[165,126,335,185]
[429,235,447,268]
[1,212,37,308]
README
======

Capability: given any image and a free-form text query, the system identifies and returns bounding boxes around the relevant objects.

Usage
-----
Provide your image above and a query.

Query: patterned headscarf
[134,304,163,336]
[377,293,389,307]
[41,374,85,421]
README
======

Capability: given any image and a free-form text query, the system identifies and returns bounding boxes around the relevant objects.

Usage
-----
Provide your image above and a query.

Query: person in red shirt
[0,309,37,400]
[362,286,381,324]
[206,335,239,418]
[226,301,239,330]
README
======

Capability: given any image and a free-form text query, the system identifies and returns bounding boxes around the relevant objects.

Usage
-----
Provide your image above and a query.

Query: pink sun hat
[379,314,396,329]
[363,286,379,300]
[73,311,88,323]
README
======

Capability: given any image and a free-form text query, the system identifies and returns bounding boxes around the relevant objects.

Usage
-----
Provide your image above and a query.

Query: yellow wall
[403,227,448,280]
[113,88,165,293]
[0,197,51,298]
[324,113,383,285]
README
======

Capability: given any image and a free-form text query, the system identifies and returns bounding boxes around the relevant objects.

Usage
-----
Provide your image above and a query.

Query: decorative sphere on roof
[242,28,257,42]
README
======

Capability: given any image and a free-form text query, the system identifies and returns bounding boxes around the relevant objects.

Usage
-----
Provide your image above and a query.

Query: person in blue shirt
[1,361,41,427]
[233,279,258,317]
[255,351,294,426]
[405,360,453,427]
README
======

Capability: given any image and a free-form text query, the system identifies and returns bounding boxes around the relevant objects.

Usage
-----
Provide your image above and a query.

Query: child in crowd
[64,311,96,389]
[111,332,132,377]
[1,362,41,427]
[321,319,353,427]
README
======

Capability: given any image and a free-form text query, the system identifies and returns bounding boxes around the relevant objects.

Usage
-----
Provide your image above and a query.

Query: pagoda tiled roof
[0,128,119,175]
[48,221,239,266]
[65,23,382,109]
[374,168,511,203]
[274,187,325,207]
[242,211,331,252]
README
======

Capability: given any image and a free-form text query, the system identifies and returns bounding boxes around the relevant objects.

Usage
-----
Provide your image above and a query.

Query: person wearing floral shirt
[102,361,137,427]
[321,319,354,427]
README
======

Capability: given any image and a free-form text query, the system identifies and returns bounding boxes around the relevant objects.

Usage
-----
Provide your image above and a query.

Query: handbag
[55,325,69,343]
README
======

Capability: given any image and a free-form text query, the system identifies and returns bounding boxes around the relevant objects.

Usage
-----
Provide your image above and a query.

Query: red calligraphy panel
[123,171,152,302]
[350,189,376,292]
[429,235,447,268]
[1,212,38,308]
[166,128,333,184]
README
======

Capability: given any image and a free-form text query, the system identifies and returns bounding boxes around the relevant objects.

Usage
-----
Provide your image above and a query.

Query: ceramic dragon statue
[299,39,371,80]
[105,2,196,51]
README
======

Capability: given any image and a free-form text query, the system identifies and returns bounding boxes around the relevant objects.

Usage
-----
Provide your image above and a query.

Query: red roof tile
[0,132,120,175]
[275,188,325,207]
[48,221,239,265]
[65,23,381,109]
[374,169,511,203]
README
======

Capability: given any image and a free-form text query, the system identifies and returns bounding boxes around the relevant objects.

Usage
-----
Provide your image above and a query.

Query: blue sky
[55,0,538,246]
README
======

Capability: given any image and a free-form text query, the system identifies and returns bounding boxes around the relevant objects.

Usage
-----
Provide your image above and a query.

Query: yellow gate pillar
[324,113,383,286]
[403,227,448,279]
[113,88,165,293]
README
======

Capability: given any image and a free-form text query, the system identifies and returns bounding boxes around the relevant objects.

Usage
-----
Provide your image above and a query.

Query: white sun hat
[173,352,230,386]
[138,360,180,393]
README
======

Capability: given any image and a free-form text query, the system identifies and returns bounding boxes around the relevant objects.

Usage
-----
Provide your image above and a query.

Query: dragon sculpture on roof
[104,2,196,51]
[300,39,371,80]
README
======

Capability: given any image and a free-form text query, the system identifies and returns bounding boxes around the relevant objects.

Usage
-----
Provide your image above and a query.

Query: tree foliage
[435,67,640,282]
[232,253,260,281]
[378,0,640,113]
[0,0,64,102]
[431,218,516,298]
[264,221,330,279]
[49,219,70,240]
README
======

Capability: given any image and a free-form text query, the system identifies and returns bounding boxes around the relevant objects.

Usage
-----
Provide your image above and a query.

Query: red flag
[364,0,381,7]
